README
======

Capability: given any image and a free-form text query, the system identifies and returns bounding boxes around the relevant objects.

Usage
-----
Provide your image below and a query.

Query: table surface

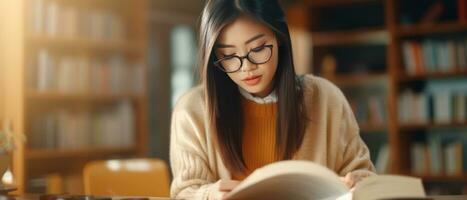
[10,194,467,200]
[430,196,467,200]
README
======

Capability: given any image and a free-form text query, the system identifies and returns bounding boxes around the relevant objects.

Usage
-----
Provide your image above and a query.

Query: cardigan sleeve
[335,96,377,178]
[170,106,218,200]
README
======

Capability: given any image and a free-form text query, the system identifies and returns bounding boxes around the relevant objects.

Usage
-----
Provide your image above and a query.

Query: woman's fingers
[342,171,370,188]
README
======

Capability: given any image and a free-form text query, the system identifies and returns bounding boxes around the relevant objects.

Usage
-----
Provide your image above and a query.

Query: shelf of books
[389,0,467,195]
[290,0,467,195]
[301,0,391,176]
[1,0,149,194]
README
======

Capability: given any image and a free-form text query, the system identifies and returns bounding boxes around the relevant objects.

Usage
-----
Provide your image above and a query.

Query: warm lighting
[106,160,122,171]
[124,160,151,171]
[2,168,13,185]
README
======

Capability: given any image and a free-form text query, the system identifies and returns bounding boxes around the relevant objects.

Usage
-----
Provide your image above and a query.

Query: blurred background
[0,0,466,196]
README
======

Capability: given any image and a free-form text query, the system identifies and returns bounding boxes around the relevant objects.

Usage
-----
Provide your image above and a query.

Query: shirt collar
[238,87,277,104]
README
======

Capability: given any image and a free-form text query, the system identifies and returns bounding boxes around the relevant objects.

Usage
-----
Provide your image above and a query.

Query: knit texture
[231,97,277,180]
[169,75,376,199]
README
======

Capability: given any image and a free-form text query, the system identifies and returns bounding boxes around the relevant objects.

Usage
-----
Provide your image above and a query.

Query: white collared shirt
[238,87,277,104]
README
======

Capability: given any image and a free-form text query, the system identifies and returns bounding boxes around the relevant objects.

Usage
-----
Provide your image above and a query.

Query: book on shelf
[428,134,443,176]
[411,142,431,175]
[350,95,387,129]
[455,92,467,123]
[398,82,467,125]
[398,90,425,124]
[410,133,466,176]
[30,0,125,41]
[459,0,467,23]
[29,101,135,150]
[433,90,452,124]
[444,141,463,176]
[34,49,144,95]
[419,1,444,25]
[402,38,467,75]
[375,144,390,174]
[223,160,426,200]
[429,80,467,124]
[367,96,386,125]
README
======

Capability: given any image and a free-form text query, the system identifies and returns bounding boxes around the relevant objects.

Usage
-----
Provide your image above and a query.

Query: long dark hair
[199,0,305,175]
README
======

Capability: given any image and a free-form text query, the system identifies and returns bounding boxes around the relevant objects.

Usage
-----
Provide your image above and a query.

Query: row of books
[402,39,467,75]
[350,95,387,128]
[411,134,467,176]
[30,0,126,41]
[29,101,135,150]
[32,49,145,94]
[398,89,467,125]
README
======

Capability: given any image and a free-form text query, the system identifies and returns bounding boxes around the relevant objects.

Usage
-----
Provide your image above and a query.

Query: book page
[353,175,426,200]
[224,161,349,200]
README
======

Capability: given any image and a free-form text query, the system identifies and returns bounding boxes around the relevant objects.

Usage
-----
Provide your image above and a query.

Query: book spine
[403,42,416,75]
[459,0,467,23]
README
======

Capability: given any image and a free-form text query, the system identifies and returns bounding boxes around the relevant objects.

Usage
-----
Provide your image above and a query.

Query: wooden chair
[83,158,170,197]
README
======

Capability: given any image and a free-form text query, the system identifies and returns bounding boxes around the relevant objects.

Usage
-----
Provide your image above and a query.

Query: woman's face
[214,15,279,97]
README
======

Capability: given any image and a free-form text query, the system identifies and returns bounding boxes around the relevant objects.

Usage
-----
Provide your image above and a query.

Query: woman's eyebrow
[215,33,266,48]
[245,33,265,44]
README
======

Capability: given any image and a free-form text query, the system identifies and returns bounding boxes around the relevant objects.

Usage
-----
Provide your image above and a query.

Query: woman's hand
[209,179,241,200]
[340,171,373,191]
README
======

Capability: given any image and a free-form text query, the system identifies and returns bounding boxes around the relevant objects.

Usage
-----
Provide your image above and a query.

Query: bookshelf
[0,0,149,194]
[390,1,467,194]
[291,0,390,174]
[289,0,467,194]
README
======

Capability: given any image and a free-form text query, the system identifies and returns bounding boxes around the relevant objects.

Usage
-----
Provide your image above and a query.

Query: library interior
[1,0,467,198]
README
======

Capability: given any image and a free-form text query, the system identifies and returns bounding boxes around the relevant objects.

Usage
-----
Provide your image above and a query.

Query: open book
[224,160,426,200]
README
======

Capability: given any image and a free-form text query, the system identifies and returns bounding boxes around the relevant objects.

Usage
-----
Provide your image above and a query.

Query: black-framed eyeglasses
[214,44,273,73]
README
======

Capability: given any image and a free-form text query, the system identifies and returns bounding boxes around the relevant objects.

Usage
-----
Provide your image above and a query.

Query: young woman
[170,0,376,199]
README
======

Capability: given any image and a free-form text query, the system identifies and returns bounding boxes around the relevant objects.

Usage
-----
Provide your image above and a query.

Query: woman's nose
[241,58,257,72]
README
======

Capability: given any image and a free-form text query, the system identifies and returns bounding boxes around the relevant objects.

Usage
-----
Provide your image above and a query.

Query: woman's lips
[243,75,262,86]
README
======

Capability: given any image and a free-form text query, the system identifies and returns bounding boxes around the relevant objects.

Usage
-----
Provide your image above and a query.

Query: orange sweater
[232,97,277,180]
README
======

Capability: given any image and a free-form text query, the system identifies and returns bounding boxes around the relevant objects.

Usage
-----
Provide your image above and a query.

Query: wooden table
[430,196,467,200]
[10,194,467,200]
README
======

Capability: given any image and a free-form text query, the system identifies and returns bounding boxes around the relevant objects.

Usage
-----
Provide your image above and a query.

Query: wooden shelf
[26,146,137,160]
[27,35,138,53]
[2,0,149,193]
[312,29,389,46]
[398,70,467,82]
[359,124,388,132]
[325,73,388,87]
[291,0,467,186]
[26,91,144,101]
[305,0,382,7]
[26,146,138,178]
[399,123,467,131]
[396,21,467,37]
